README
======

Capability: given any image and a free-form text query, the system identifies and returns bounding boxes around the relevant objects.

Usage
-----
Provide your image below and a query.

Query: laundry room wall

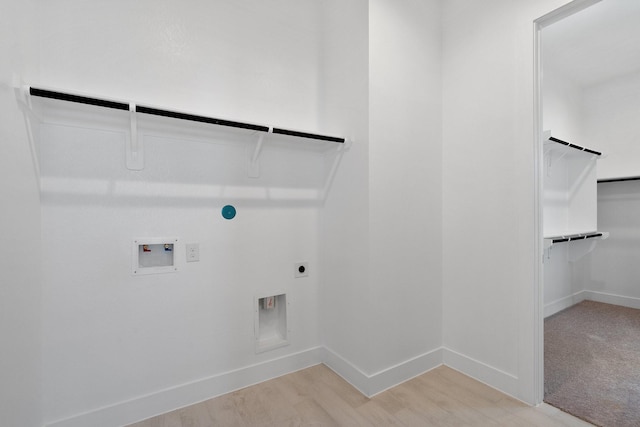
[319,0,444,396]
[0,1,41,426]
[442,0,575,404]
[36,2,340,426]
[317,0,372,390]
[367,0,443,377]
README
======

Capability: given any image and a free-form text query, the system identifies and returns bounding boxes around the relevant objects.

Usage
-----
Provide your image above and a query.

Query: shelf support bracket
[248,129,270,178]
[126,103,144,170]
[15,85,41,188]
[321,138,352,201]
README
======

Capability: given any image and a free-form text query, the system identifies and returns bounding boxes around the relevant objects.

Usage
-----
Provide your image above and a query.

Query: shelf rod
[551,232,603,244]
[30,87,129,111]
[29,86,346,144]
[598,176,640,183]
[548,136,601,156]
[272,128,345,143]
[136,105,269,133]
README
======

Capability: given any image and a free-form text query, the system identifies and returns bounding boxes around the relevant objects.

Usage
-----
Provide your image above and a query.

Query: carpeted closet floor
[545,300,640,427]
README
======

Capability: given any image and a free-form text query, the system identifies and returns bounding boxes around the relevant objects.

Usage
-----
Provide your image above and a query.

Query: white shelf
[543,231,609,248]
[543,131,601,242]
[543,135,602,158]
[24,86,349,175]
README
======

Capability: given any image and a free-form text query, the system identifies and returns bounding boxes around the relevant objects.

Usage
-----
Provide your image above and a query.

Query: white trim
[44,345,534,426]
[544,290,587,318]
[321,346,371,396]
[367,348,443,397]
[443,348,519,399]
[44,347,324,427]
[533,0,603,406]
[534,0,601,29]
[583,290,640,311]
[321,346,443,398]
[544,290,640,318]
[532,14,545,406]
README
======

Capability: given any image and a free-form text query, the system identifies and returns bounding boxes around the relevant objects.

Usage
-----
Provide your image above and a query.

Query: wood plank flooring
[127,365,593,427]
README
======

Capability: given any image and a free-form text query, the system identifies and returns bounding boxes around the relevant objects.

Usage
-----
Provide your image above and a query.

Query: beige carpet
[544,300,640,427]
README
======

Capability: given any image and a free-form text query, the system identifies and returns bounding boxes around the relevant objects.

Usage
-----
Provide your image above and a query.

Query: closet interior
[542,0,640,323]
[541,0,640,423]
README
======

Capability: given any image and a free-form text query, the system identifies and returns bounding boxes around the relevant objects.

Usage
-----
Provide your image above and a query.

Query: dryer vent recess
[295,262,309,278]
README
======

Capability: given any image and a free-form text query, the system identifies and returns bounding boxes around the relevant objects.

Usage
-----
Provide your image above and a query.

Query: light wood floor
[127,364,592,427]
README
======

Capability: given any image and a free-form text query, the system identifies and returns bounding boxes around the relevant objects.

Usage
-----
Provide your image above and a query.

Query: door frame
[532,0,602,405]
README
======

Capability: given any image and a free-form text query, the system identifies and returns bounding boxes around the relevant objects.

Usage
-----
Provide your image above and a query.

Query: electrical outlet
[294,262,308,278]
[186,243,200,262]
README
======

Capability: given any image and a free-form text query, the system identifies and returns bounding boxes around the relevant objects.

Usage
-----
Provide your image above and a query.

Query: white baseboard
[321,346,371,396]
[442,348,519,398]
[544,290,587,318]
[583,290,640,310]
[367,348,443,397]
[321,346,443,397]
[46,344,529,427]
[544,290,640,319]
[45,347,324,427]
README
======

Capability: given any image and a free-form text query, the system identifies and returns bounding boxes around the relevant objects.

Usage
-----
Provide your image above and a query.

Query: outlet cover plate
[294,262,308,278]
[186,243,200,262]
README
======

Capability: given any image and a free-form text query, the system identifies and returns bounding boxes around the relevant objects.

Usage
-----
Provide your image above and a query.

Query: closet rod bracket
[126,102,144,170]
[248,129,271,178]
[15,85,41,183]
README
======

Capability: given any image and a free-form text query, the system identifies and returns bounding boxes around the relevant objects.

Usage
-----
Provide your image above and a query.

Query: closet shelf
[26,86,348,174]
[29,87,345,143]
[545,231,605,243]
[544,134,601,157]
[598,176,640,183]
[543,231,609,249]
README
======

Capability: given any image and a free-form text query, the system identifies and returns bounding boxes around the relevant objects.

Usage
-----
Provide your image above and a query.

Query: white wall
[40,120,325,426]
[39,0,324,131]
[570,73,640,307]
[22,1,605,423]
[37,2,335,426]
[542,68,584,143]
[442,0,572,404]
[320,0,444,396]
[317,0,446,397]
[0,1,42,427]
[583,73,640,180]
[542,51,589,314]
[318,0,372,388]
[570,181,640,309]
[38,1,445,422]
[368,0,443,375]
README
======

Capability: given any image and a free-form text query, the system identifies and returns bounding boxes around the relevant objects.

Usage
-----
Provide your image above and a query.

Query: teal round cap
[222,205,236,220]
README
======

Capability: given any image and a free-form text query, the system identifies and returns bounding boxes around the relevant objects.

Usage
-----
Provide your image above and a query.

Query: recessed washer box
[132,237,179,275]
[254,292,289,353]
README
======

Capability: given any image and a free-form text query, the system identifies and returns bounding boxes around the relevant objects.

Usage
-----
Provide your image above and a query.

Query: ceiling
[543,0,640,87]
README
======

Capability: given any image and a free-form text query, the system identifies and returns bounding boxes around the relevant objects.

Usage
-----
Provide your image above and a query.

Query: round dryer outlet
[294,262,309,278]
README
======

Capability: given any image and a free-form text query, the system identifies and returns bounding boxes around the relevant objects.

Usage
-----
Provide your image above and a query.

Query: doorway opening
[535,0,640,424]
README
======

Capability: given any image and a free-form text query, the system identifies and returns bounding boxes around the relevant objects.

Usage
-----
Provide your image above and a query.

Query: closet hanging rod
[272,128,344,143]
[28,86,345,143]
[598,176,640,183]
[548,136,601,156]
[135,105,269,132]
[551,232,602,244]
[30,87,129,111]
